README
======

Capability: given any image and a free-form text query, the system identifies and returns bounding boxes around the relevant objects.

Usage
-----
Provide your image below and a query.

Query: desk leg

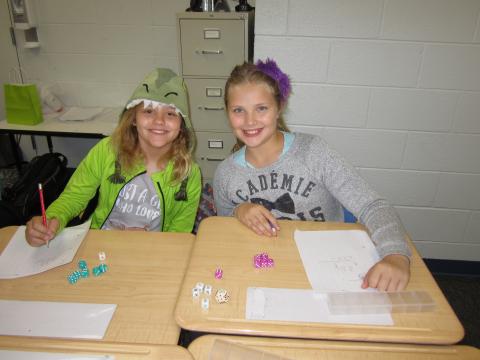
[8,133,22,175]
[47,135,54,153]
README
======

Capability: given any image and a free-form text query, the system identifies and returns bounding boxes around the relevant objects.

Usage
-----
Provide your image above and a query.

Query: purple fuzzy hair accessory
[255,58,292,103]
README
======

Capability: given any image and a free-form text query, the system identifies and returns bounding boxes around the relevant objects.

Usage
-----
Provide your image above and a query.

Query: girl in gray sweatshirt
[213,59,411,292]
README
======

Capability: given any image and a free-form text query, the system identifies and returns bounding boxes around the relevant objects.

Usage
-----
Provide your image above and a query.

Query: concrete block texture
[287,0,383,38]
[328,41,423,87]
[382,0,480,42]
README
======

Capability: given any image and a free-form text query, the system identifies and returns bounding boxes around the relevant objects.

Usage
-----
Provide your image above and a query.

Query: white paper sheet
[0,220,91,279]
[0,300,116,339]
[59,107,104,121]
[246,287,392,325]
[294,229,380,292]
[0,350,114,360]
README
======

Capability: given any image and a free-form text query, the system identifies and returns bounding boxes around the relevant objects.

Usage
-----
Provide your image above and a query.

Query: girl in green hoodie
[26,69,201,246]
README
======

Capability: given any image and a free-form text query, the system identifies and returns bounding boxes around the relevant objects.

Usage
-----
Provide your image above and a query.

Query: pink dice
[214,267,223,279]
[253,252,275,268]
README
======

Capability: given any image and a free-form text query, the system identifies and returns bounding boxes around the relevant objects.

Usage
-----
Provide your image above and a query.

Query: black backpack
[0,152,70,226]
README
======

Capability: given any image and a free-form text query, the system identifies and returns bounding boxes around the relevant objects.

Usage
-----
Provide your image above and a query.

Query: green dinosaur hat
[125,68,192,131]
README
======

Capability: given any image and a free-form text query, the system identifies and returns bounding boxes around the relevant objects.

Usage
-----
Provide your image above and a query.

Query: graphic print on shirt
[232,171,325,221]
[115,183,160,219]
[103,174,161,231]
[251,192,295,214]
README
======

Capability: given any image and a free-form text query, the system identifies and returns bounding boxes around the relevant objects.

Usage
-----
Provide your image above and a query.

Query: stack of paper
[58,107,104,121]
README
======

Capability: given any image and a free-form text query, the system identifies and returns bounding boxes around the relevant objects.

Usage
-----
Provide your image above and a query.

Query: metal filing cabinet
[176,11,254,184]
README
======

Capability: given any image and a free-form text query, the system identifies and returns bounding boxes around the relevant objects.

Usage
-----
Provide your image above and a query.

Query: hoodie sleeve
[46,139,109,232]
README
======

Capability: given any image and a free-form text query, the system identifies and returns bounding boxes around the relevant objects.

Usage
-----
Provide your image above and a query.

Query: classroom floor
[432,273,480,348]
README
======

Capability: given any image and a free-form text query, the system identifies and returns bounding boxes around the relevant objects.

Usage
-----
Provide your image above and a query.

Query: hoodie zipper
[156,180,166,232]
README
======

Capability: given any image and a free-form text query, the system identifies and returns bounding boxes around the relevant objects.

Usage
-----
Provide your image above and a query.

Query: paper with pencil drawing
[0,219,91,279]
[294,229,380,292]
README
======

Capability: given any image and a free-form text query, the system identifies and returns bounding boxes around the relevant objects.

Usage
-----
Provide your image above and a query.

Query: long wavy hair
[224,62,290,152]
[110,104,194,184]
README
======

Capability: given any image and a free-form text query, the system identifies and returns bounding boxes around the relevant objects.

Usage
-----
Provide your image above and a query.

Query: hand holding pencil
[24,184,59,247]
[25,215,59,247]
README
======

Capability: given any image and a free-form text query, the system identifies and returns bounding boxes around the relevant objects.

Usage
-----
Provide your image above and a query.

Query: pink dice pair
[214,267,223,279]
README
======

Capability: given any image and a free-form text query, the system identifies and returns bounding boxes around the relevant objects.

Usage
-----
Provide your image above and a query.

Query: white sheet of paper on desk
[0,300,116,339]
[59,107,104,121]
[0,219,91,279]
[246,287,392,325]
[0,350,115,360]
[294,229,380,292]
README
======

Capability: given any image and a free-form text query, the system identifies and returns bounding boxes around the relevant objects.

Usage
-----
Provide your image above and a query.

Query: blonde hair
[224,62,290,152]
[110,104,194,184]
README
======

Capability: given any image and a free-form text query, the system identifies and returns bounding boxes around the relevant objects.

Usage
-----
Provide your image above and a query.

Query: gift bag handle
[8,67,29,84]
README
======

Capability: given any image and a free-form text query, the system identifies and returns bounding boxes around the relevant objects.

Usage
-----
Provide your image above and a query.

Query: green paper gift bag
[4,82,44,125]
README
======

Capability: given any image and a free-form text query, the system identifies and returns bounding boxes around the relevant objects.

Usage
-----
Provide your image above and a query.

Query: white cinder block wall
[255,0,480,261]
[7,0,479,260]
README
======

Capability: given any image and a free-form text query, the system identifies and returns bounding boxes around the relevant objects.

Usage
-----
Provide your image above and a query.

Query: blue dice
[67,258,108,284]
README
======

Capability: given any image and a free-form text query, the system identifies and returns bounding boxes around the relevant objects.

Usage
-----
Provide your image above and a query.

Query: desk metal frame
[0,109,118,172]
[2,130,105,172]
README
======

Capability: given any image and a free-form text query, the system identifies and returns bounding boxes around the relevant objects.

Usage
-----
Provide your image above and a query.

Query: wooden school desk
[174,217,464,345]
[0,226,194,345]
[188,335,480,360]
[0,337,193,360]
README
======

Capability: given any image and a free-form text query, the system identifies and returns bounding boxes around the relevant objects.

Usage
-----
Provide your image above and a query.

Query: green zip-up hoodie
[46,137,201,233]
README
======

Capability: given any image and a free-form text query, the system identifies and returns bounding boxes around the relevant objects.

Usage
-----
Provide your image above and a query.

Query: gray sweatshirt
[213,132,410,259]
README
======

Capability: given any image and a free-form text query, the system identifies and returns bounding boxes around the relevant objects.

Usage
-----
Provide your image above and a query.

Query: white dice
[204,284,212,295]
[215,288,229,303]
[195,282,205,292]
[201,298,209,310]
[192,287,200,298]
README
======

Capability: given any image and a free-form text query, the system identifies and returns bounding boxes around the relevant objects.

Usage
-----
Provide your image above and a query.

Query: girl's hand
[234,203,280,237]
[361,254,410,292]
[25,216,59,247]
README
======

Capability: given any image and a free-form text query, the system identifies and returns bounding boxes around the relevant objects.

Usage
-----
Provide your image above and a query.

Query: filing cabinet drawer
[179,19,245,76]
[185,78,230,132]
[195,131,236,180]
[177,11,253,184]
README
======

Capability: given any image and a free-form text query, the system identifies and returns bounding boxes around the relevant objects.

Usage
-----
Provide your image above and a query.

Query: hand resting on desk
[234,203,280,237]
[361,254,410,292]
[25,216,60,247]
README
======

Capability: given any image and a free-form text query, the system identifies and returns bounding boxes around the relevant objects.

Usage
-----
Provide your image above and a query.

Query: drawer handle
[201,106,225,111]
[196,50,223,55]
[201,157,225,162]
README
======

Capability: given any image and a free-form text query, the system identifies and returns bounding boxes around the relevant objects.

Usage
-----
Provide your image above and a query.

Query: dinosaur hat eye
[164,91,178,97]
